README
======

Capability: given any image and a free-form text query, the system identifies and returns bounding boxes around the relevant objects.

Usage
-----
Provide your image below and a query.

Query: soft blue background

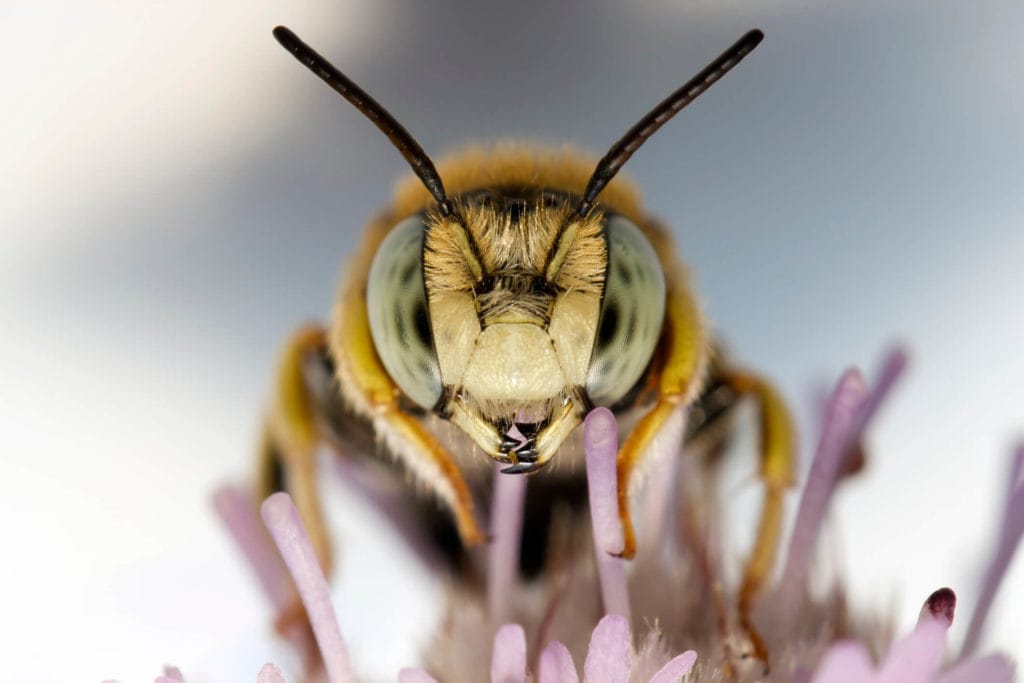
[2,1,1021,680]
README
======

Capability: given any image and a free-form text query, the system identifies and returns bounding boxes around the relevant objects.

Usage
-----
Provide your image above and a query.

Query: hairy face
[366,189,665,472]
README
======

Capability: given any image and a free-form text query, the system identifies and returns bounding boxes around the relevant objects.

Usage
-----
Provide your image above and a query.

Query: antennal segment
[577,29,764,217]
[273,26,453,216]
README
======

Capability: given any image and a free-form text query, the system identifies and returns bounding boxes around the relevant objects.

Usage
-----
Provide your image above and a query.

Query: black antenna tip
[273,26,299,49]
[270,22,453,212]
[736,30,765,63]
[575,27,766,217]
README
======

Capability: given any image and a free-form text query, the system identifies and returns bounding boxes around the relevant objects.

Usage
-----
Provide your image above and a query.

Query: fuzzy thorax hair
[391,143,646,225]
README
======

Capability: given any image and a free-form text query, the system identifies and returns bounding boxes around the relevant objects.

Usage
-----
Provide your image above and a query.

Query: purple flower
[213,489,698,683]
[124,349,1021,681]
[812,589,1014,683]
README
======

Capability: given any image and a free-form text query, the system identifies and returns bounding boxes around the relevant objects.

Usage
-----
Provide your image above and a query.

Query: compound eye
[366,216,442,410]
[585,216,666,407]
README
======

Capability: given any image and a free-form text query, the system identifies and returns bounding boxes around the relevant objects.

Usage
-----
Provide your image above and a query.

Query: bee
[260,26,794,649]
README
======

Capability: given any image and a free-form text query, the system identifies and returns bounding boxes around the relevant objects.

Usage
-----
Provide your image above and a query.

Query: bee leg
[373,408,488,545]
[257,324,336,575]
[714,372,795,649]
[331,292,486,547]
[253,324,341,675]
[614,287,709,559]
[700,370,794,669]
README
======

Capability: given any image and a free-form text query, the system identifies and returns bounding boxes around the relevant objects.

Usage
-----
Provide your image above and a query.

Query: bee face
[366,185,667,471]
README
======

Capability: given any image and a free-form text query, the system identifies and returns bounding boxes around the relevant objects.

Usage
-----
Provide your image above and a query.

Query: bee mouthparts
[501,461,542,475]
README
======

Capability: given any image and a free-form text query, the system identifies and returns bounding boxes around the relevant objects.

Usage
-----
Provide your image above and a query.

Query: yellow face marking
[425,290,479,389]
[445,218,483,281]
[461,323,564,403]
[544,219,581,282]
[547,289,601,388]
[419,192,609,467]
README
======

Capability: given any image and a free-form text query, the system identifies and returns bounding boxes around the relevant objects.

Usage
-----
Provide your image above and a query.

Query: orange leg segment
[259,324,334,573]
[719,371,796,666]
[333,285,486,548]
[610,281,795,668]
[615,287,706,559]
[378,407,487,545]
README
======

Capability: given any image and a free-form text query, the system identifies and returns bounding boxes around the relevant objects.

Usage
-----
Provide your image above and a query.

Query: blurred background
[2,1,1022,680]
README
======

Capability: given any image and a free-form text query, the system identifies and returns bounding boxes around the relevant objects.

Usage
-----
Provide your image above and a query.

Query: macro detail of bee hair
[390,145,645,224]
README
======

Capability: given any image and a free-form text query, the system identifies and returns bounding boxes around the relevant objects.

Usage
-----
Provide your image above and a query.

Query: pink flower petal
[937,653,1016,683]
[585,408,631,620]
[489,462,528,624]
[583,615,631,683]
[162,666,186,681]
[585,408,624,555]
[813,589,986,683]
[779,349,907,631]
[849,347,907,442]
[775,369,869,629]
[261,492,356,683]
[256,662,287,683]
[399,668,441,683]
[214,486,296,613]
[491,623,527,683]
[877,618,947,683]
[538,640,579,683]
[216,486,315,663]
[811,640,877,683]
[962,444,1024,657]
[647,650,697,683]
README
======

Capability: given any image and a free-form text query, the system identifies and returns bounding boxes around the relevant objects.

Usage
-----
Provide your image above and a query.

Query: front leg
[330,286,487,547]
[258,315,487,588]
[615,286,709,559]
[257,324,336,574]
[612,282,795,667]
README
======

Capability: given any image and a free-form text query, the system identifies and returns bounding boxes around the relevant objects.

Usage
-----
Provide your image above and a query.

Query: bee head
[274,24,763,471]
[424,189,604,470]
[367,182,667,472]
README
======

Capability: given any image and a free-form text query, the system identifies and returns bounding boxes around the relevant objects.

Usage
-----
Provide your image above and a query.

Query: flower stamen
[261,492,357,683]
[489,462,528,624]
[584,407,632,621]
[960,443,1024,658]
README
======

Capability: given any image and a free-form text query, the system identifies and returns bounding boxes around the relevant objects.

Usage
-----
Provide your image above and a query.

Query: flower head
[124,349,1021,681]
[812,588,1014,683]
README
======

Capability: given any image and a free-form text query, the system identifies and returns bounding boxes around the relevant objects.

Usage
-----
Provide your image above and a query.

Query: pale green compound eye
[585,216,667,407]
[366,216,443,410]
